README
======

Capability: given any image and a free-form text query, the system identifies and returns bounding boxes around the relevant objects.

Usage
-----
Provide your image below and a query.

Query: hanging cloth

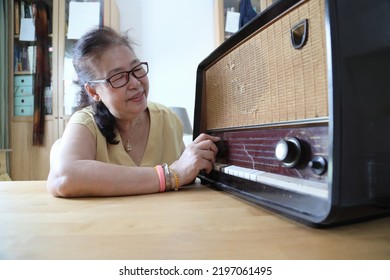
[33,0,50,146]
[239,0,257,29]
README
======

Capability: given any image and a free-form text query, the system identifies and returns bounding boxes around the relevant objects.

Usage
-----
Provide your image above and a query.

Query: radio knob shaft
[275,137,302,168]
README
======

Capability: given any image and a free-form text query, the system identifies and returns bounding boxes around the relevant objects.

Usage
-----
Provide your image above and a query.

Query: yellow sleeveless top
[68,101,185,167]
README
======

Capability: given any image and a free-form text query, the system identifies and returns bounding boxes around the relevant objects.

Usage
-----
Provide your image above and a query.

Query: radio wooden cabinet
[8,0,119,180]
[195,0,390,226]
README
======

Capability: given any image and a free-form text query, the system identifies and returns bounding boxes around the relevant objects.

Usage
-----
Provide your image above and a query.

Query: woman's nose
[126,74,141,88]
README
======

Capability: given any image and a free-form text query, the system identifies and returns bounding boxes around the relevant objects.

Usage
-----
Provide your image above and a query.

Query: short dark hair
[72,26,136,145]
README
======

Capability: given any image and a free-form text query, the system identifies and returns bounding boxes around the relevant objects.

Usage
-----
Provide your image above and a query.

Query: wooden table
[1,180,389,260]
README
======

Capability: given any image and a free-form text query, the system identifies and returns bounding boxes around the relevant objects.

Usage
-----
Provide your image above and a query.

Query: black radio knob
[275,137,302,168]
[308,156,327,175]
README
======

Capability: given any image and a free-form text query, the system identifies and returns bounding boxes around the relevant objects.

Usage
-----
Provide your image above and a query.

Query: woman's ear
[84,83,101,102]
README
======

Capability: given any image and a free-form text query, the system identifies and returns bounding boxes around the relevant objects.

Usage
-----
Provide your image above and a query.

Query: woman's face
[91,44,149,120]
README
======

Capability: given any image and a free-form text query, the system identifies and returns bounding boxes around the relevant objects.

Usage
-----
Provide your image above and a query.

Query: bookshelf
[8,0,119,180]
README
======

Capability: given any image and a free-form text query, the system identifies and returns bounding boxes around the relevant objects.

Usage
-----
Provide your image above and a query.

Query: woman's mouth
[129,91,145,102]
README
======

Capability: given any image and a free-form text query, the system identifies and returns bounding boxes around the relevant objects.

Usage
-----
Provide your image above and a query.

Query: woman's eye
[110,73,126,83]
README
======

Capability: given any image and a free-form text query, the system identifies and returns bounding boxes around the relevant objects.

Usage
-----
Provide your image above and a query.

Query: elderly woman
[47,27,219,197]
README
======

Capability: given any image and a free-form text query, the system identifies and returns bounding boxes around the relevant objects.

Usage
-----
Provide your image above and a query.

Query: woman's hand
[170,133,220,187]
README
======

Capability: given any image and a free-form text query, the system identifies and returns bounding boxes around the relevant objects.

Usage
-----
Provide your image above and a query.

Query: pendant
[124,118,140,152]
[126,142,132,151]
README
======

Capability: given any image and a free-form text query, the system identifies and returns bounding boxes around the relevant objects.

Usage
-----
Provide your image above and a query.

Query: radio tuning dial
[275,137,302,168]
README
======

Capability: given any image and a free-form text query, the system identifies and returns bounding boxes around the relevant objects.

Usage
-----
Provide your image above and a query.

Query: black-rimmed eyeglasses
[88,62,149,89]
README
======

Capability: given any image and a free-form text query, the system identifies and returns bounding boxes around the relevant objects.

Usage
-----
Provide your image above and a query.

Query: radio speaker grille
[205,0,328,130]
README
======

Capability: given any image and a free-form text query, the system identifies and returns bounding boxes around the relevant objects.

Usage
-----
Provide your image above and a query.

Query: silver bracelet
[162,163,172,191]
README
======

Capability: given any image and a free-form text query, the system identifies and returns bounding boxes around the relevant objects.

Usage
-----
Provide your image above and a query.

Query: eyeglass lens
[109,63,148,88]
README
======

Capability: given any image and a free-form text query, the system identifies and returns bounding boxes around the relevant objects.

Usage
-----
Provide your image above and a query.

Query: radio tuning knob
[308,156,327,175]
[275,137,302,168]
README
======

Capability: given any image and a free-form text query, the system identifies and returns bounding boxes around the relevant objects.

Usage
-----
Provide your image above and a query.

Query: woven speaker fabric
[206,0,327,130]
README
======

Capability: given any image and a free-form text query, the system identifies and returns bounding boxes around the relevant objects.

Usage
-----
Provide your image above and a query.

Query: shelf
[11,115,56,123]
[14,71,34,75]
[14,34,53,39]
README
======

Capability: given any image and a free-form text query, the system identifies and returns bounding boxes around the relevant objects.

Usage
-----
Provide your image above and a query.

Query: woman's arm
[47,123,219,197]
[47,123,160,197]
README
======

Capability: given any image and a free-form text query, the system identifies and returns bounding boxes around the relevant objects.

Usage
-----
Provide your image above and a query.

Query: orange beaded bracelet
[170,169,180,191]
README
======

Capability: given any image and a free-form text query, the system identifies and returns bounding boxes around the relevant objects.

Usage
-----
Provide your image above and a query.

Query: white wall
[115,0,217,140]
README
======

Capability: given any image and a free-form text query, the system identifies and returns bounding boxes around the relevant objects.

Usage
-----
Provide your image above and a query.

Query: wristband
[154,165,165,192]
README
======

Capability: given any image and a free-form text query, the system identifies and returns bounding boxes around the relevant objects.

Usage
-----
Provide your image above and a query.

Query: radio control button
[275,137,302,168]
[308,156,327,175]
[275,140,290,161]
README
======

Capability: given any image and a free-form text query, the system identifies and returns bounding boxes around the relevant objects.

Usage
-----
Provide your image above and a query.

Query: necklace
[124,118,140,151]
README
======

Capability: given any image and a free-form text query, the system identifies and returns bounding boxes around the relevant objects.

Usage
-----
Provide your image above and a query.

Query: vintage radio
[193,0,390,226]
